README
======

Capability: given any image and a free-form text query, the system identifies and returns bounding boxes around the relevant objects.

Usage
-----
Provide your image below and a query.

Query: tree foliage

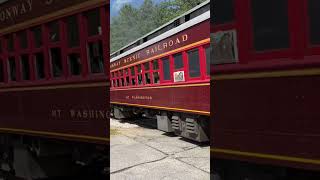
[110,0,206,53]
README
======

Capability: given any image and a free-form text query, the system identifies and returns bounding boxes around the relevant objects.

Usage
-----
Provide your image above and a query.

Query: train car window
[153,60,159,70]
[138,74,143,85]
[112,80,116,87]
[214,0,234,25]
[0,40,2,53]
[7,35,14,52]
[144,62,150,71]
[126,77,130,86]
[32,26,43,48]
[145,73,151,84]
[174,53,183,69]
[162,57,171,80]
[205,46,210,75]
[8,57,16,81]
[131,66,136,85]
[125,69,130,86]
[131,78,136,85]
[115,79,118,87]
[19,31,28,49]
[119,70,124,86]
[117,79,120,87]
[144,62,151,84]
[21,55,30,80]
[121,77,125,86]
[50,48,63,77]
[0,59,3,82]
[35,53,45,79]
[137,64,143,85]
[153,72,160,84]
[49,21,60,42]
[188,49,200,77]
[251,0,289,51]
[67,16,80,47]
[88,41,104,73]
[68,53,81,76]
[152,60,160,84]
[86,8,102,36]
[308,0,320,45]
[137,64,142,73]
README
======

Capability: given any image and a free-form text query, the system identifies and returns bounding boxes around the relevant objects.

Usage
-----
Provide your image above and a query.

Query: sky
[110,0,166,17]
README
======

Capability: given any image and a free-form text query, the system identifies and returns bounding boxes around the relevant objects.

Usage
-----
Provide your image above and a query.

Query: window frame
[212,0,302,66]
[213,0,236,25]
[0,38,8,83]
[151,59,160,85]
[0,5,108,87]
[143,61,152,85]
[130,66,137,87]
[0,58,4,83]
[247,0,296,61]
[7,34,20,82]
[8,56,17,82]
[85,7,107,77]
[118,69,126,87]
[160,56,172,83]
[204,45,211,77]
[136,64,144,86]
[186,47,203,81]
[304,0,320,56]
[20,54,31,81]
[31,25,49,81]
[124,68,130,86]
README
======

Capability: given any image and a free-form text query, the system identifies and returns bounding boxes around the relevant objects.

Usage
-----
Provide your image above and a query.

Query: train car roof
[110,0,210,63]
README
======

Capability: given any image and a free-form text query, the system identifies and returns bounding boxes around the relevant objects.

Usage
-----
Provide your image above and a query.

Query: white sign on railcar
[174,71,185,82]
[212,29,238,65]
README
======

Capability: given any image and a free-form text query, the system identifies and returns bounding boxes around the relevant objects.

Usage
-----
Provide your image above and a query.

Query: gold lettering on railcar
[131,95,153,100]
[0,0,33,22]
[145,34,188,56]
[70,109,109,119]
[111,34,189,70]
[51,109,62,118]
[110,61,121,69]
[123,53,140,64]
[50,109,109,120]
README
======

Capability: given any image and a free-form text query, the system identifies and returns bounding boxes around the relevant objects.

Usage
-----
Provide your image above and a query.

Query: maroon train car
[0,0,109,178]
[212,0,320,179]
[110,1,210,142]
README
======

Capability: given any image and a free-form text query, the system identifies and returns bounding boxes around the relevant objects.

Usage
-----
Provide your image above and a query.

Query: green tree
[110,4,140,52]
[110,0,207,53]
[138,0,161,35]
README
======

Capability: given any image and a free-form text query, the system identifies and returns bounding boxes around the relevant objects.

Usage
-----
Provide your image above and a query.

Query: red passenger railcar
[212,0,320,179]
[0,0,109,178]
[111,1,210,142]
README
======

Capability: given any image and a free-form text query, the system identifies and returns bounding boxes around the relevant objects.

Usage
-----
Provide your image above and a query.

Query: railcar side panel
[111,83,210,115]
[0,83,109,143]
[212,72,320,170]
